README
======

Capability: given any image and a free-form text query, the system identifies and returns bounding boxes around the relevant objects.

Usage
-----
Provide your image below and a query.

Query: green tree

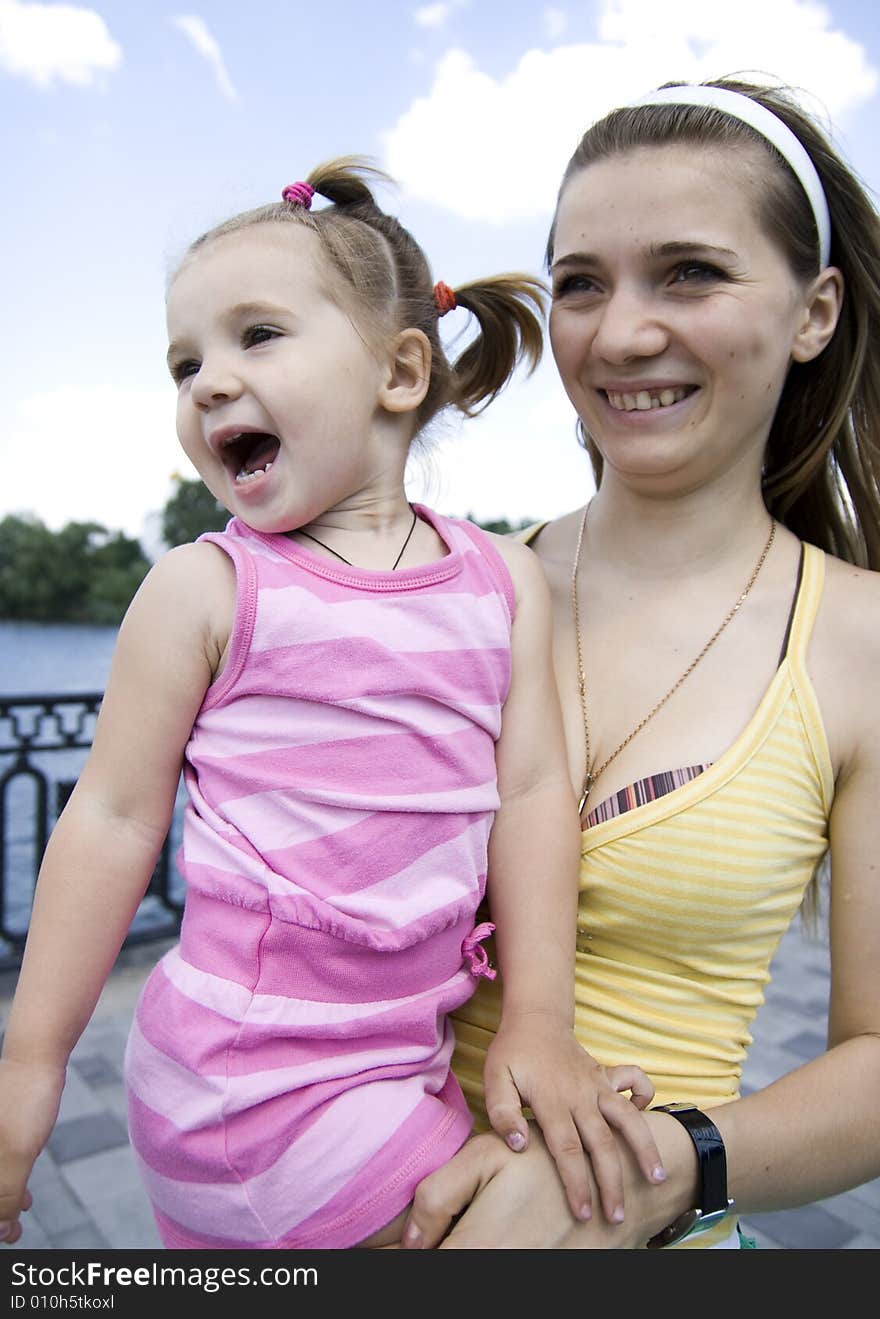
[161,474,229,547]
[467,513,537,536]
[0,515,150,623]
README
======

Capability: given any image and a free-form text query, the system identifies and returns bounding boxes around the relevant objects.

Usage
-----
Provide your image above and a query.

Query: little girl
[0,160,663,1250]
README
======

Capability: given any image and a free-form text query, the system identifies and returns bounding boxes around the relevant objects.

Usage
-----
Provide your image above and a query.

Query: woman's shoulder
[809,552,880,756]
[819,552,880,654]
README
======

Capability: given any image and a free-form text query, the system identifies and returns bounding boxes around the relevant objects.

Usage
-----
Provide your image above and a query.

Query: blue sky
[3,0,879,551]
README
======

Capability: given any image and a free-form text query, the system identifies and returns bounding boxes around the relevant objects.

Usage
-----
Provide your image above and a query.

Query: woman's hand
[402,1126,655,1249]
[0,1057,65,1243]
[482,1013,663,1222]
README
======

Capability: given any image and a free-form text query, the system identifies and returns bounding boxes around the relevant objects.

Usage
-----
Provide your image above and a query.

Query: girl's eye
[243,324,279,347]
[170,359,199,385]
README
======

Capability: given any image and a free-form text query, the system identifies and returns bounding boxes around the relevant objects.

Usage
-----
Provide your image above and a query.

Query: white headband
[628,85,831,268]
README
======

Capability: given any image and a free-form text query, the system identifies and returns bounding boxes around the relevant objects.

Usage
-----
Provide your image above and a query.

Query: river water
[0,622,184,956]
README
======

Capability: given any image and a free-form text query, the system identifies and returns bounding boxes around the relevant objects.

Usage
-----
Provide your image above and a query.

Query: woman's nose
[592,290,668,363]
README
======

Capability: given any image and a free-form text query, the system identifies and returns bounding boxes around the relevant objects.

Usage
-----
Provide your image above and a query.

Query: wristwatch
[646,1103,735,1248]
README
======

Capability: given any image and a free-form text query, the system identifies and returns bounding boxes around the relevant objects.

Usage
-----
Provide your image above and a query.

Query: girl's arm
[0,542,233,1242]
[479,536,664,1224]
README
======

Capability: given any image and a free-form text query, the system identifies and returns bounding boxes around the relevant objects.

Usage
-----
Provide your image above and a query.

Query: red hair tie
[433,281,457,316]
[281,181,315,209]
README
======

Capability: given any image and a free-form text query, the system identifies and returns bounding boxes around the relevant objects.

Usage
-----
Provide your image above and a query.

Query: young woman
[402,77,880,1250]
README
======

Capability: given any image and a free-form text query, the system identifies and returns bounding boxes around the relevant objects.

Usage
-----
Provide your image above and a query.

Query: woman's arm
[404,570,880,1247]
[479,536,663,1222]
[0,543,233,1242]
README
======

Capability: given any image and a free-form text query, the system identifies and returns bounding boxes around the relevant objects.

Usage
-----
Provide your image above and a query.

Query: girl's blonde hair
[185,156,547,434]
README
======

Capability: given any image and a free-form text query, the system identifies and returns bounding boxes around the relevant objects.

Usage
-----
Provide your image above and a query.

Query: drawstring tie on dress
[461,922,497,980]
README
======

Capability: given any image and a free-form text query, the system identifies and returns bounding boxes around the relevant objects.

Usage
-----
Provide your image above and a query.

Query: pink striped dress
[124,505,514,1249]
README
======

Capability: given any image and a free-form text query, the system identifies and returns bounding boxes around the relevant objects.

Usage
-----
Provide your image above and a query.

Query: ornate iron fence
[0,693,183,972]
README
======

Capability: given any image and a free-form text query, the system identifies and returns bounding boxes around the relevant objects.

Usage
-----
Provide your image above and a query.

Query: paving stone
[30,1176,90,1236]
[12,1216,53,1249]
[70,1052,122,1086]
[52,1224,110,1249]
[88,1186,163,1249]
[59,1145,147,1206]
[746,1202,858,1249]
[781,1029,828,1061]
[48,1112,129,1164]
[55,1065,106,1124]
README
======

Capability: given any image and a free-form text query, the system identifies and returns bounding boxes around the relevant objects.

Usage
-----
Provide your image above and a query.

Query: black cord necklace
[296,504,418,570]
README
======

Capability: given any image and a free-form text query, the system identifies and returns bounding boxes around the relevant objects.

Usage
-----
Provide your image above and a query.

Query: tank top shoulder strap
[779,541,825,669]
[516,521,549,547]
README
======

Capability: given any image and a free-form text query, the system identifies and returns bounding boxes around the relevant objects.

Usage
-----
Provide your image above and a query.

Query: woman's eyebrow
[648,240,739,259]
[550,251,599,273]
[552,241,739,274]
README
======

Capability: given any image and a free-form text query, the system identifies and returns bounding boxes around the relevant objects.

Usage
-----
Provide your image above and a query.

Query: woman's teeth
[235,461,274,485]
[606,386,691,411]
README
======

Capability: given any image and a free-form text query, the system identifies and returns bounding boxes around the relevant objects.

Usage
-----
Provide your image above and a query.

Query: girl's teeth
[235,462,274,485]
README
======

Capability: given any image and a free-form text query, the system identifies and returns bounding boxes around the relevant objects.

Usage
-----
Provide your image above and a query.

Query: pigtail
[306,156,392,210]
[448,276,548,415]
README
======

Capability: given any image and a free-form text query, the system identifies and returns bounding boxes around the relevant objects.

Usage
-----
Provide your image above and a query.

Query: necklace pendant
[577,774,593,826]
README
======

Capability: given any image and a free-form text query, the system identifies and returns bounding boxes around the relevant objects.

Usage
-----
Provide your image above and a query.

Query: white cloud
[385,0,878,222]
[544,7,567,40]
[171,13,237,102]
[414,3,452,29]
[0,0,121,88]
[406,359,593,523]
[2,387,188,543]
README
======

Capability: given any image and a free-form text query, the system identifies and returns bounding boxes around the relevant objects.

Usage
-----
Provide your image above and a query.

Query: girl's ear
[791,266,844,362]
[381,328,432,413]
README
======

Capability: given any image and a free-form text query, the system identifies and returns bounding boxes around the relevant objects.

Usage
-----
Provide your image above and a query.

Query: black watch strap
[646,1104,733,1248]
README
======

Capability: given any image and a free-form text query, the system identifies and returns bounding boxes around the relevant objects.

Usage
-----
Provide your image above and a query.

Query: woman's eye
[243,324,279,347]
[552,273,598,299]
[670,261,725,285]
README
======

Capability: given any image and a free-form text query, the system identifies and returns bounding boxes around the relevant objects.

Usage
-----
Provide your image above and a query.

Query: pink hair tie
[281,181,315,209]
[433,281,457,317]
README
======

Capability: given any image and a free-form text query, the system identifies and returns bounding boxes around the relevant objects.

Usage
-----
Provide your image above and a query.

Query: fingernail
[578,1204,592,1222]
[652,1165,667,1182]
[611,1206,625,1224]
[401,1222,423,1249]
[0,1223,10,1241]
[506,1131,526,1151]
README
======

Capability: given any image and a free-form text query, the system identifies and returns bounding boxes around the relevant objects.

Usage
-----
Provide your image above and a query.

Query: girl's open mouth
[219,432,281,483]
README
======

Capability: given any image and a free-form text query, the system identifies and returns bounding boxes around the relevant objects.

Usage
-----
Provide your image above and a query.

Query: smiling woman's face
[548,142,814,495]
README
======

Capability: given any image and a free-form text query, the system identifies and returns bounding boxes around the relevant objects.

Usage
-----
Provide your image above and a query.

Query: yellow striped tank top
[450,541,832,1245]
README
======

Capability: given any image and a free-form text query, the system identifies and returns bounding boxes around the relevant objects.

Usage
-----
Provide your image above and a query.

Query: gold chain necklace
[570,503,776,825]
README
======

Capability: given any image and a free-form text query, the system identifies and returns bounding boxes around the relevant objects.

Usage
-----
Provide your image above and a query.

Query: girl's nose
[592,290,668,364]
[189,357,243,408]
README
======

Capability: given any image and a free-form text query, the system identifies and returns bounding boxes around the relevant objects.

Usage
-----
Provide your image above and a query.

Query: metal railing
[0,693,183,972]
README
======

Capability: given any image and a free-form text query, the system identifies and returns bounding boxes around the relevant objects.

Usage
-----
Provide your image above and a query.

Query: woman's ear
[791,266,844,362]
[381,328,432,414]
